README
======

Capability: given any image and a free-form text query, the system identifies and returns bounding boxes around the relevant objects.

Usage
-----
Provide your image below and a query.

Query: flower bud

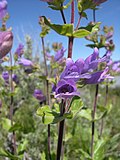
[0,31,13,59]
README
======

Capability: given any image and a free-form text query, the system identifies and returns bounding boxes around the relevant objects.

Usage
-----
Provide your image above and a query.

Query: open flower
[0,31,13,59]
[55,79,80,99]
[33,89,46,103]
[0,0,7,19]
[18,58,33,67]
[84,67,113,84]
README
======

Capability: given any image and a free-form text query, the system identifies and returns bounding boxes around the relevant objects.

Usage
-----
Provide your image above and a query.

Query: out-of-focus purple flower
[2,71,9,81]
[45,52,53,61]
[60,48,99,81]
[33,89,46,103]
[105,32,113,40]
[84,67,113,84]
[18,58,33,67]
[54,47,66,62]
[12,74,19,84]
[15,44,24,57]
[0,0,7,19]
[92,0,107,5]
[0,31,13,59]
[55,79,80,99]
[112,61,120,73]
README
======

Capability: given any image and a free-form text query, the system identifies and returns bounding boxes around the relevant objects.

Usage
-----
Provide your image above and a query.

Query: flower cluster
[2,71,19,84]
[54,48,113,99]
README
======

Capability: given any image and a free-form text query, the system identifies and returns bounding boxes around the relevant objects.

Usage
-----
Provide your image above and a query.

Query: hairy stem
[91,84,99,158]
[41,37,51,160]
[9,51,16,154]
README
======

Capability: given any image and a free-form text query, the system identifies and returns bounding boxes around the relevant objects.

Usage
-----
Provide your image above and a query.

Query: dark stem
[60,3,66,24]
[99,84,108,138]
[9,51,16,154]
[93,9,96,22]
[41,37,51,160]
[56,101,65,160]
[67,0,74,58]
[91,84,99,158]
[56,1,74,159]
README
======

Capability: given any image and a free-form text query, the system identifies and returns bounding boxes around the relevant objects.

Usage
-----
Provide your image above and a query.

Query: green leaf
[9,123,22,132]
[17,139,28,155]
[79,149,92,160]
[0,148,21,160]
[37,105,73,124]
[94,138,106,160]
[69,96,84,118]
[78,108,92,121]
[1,118,11,131]
[43,16,73,37]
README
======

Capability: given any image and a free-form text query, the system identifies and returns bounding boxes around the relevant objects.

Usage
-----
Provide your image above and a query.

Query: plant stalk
[56,100,65,160]
[41,37,51,160]
[99,84,108,138]
[9,51,17,154]
[60,3,66,24]
[91,84,99,158]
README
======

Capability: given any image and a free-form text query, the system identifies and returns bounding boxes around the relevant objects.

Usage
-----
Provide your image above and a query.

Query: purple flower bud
[55,79,80,99]
[54,47,66,62]
[33,89,46,102]
[18,58,33,67]
[0,31,13,59]
[15,44,24,57]
[0,0,7,19]
[2,71,9,81]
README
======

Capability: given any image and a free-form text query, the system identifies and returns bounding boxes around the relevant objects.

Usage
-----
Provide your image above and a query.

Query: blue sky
[6,0,120,61]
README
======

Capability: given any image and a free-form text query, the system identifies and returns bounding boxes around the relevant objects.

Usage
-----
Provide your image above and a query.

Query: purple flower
[105,32,113,40]
[54,47,66,62]
[18,58,33,67]
[92,0,107,5]
[2,71,9,80]
[15,44,24,57]
[55,79,80,99]
[0,0,7,19]
[33,89,46,102]
[12,74,19,84]
[112,61,120,73]
[60,48,99,81]
[84,67,113,84]
[0,31,13,59]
